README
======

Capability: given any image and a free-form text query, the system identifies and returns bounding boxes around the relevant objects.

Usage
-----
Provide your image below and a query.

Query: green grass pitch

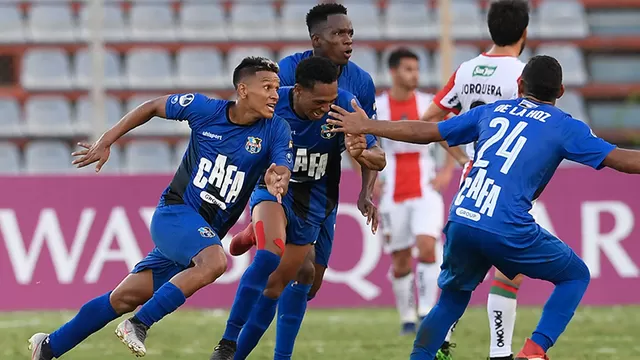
[1,306,638,359]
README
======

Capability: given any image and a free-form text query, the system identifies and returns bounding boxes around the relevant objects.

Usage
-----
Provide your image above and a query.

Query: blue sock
[49,292,119,357]
[410,289,471,360]
[531,254,590,352]
[274,282,312,360]
[222,250,281,342]
[134,282,186,327]
[234,294,279,360]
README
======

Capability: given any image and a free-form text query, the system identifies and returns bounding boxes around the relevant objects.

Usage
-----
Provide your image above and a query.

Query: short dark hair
[387,48,419,69]
[487,0,529,46]
[306,3,348,34]
[295,56,339,89]
[232,56,279,89]
[521,55,563,102]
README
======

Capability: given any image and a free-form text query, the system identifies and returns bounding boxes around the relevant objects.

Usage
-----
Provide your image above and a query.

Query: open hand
[357,193,379,234]
[264,163,290,203]
[327,99,371,135]
[71,140,111,173]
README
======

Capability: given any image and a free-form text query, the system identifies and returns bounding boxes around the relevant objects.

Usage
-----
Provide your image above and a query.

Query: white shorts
[380,187,445,252]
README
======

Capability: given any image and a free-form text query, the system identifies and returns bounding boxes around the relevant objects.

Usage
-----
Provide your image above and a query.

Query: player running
[28,57,293,360]
[420,1,530,358]
[210,57,385,360]
[326,54,640,360]
[376,48,455,335]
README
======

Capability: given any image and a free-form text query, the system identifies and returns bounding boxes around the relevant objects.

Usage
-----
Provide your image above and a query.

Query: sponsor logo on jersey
[321,124,337,139]
[472,65,497,77]
[170,95,178,104]
[245,136,262,154]
[179,93,195,107]
[198,226,215,238]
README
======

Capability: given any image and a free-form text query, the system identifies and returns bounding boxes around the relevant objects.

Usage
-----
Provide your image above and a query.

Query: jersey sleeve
[560,118,616,170]
[165,93,221,130]
[269,116,294,171]
[432,68,461,115]
[358,73,378,119]
[277,56,297,86]
[436,106,483,147]
[365,134,377,149]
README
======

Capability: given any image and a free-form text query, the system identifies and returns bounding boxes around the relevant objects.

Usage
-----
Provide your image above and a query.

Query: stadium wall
[0,168,638,311]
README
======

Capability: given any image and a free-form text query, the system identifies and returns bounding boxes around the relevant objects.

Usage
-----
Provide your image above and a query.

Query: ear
[517,76,525,97]
[557,84,565,100]
[237,83,248,99]
[310,33,321,49]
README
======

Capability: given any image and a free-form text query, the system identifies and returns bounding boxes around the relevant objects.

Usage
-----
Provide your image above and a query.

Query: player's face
[245,71,280,118]
[392,58,419,90]
[295,81,338,121]
[315,14,354,66]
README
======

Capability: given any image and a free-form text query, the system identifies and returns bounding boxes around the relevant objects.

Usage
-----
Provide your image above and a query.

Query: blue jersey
[278,50,378,119]
[160,93,293,238]
[264,86,376,224]
[438,98,616,237]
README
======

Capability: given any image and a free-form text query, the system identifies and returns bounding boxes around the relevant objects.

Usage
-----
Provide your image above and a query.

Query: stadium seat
[21,49,73,90]
[589,55,640,83]
[226,47,275,83]
[536,44,587,86]
[25,96,75,137]
[125,49,174,89]
[0,6,25,43]
[0,99,24,137]
[124,140,174,174]
[556,91,589,123]
[176,48,226,89]
[349,46,380,83]
[73,48,123,89]
[75,96,124,136]
[278,46,311,61]
[588,102,640,129]
[449,1,485,39]
[434,45,480,85]
[380,46,433,87]
[384,2,436,40]
[340,1,381,39]
[0,142,21,174]
[129,3,176,41]
[79,4,126,41]
[280,1,317,40]
[27,4,76,42]
[126,96,190,136]
[25,140,73,174]
[537,0,589,39]
[178,2,228,41]
[230,3,278,41]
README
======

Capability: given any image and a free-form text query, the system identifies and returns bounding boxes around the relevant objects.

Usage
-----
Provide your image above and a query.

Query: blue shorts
[438,221,576,292]
[131,204,222,291]
[249,187,336,267]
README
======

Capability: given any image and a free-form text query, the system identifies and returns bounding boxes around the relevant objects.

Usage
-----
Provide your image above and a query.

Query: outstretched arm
[602,148,640,174]
[421,102,470,166]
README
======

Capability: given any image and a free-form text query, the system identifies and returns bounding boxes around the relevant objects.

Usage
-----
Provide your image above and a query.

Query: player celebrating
[326,54,640,360]
[420,1,530,358]
[376,48,454,335]
[210,57,385,360]
[28,57,293,360]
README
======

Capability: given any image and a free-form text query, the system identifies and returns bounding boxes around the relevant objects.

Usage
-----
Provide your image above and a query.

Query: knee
[295,259,316,285]
[416,236,437,263]
[574,257,591,285]
[193,252,228,287]
[391,249,413,277]
[109,289,146,314]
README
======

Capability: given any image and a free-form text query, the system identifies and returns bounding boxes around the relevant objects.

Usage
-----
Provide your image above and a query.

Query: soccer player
[420,1,530,357]
[28,57,293,360]
[210,57,385,360]
[325,54,640,360]
[375,48,454,335]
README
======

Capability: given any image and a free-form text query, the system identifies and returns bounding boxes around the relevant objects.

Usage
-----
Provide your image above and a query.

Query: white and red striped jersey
[433,53,526,157]
[376,90,436,204]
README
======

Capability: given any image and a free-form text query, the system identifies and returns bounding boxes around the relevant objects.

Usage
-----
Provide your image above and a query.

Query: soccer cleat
[209,339,237,360]
[514,338,549,360]
[229,224,256,256]
[400,322,417,335]
[115,318,148,357]
[435,341,456,360]
[28,333,53,360]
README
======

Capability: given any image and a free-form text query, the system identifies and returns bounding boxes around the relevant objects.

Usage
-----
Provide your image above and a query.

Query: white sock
[488,293,517,358]
[444,320,457,342]
[391,272,417,324]
[416,262,440,317]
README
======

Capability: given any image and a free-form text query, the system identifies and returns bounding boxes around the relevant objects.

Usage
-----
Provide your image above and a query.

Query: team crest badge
[320,124,336,139]
[198,227,215,238]
[245,136,263,154]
